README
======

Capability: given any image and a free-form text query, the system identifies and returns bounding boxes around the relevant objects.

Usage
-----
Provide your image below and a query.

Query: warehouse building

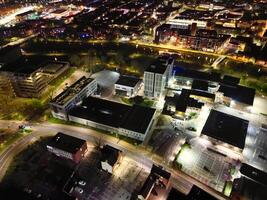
[201,110,249,151]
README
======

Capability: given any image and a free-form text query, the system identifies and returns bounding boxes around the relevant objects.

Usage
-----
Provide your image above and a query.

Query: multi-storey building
[0,56,70,98]
[144,56,174,98]
[50,76,97,120]
[155,25,231,53]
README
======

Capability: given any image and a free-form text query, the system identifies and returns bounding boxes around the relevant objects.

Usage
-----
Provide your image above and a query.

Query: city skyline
[0,0,266,200]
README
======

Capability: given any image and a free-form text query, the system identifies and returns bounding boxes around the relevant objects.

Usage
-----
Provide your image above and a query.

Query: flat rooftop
[69,96,156,135]
[51,76,95,106]
[192,80,209,91]
[218,84,255,105]
[120,105,156,134]
[42,61,67,74]
[69,96,131,128]
[232,176,267,200]
[167,185,217,200]
[47,132,86,154]
[174,67,221,83]
[202,110,248,149]
[240,163,267,186]
[101,145,121,166]
[115,75,141,87]
[145,60,168,74]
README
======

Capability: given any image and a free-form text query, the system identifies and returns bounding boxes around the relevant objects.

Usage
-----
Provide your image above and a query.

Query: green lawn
[0,130,31,153]
[223,181,233,197]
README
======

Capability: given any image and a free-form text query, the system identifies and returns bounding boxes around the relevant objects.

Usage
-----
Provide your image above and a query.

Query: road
[24,37,262,67]
[0,120,228,200]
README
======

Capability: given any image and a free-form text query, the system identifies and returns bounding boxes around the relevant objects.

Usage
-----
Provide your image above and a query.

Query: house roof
[47,132,86,154]
[101,145,121,166]
[115,75,141,87]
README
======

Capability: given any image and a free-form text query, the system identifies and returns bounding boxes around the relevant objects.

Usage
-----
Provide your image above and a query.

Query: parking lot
[176,141,233,192]
[83,156,148,200]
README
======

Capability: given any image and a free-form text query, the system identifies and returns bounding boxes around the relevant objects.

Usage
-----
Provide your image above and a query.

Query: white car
[75,187,83,194]
[78,180,86,186]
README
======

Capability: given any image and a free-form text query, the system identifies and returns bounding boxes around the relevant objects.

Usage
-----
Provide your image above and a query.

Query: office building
[68,96,156,141]
[144,56,174,98]
[114,75,142,97]
[50,76,97,120]
[0,56,70,98]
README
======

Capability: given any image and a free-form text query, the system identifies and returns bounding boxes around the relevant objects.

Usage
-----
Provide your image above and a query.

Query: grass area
[1,136,51,185]
[215,59,267,95]
[120,96,155,107]
[223,181,233,197]
[49,67,76,88]
[0,97,47,121]
[174,142,191,170]
[0,129,31,153]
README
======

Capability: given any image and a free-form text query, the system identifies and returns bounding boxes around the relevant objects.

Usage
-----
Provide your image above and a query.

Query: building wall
[101,161,113,174]
[114,80,142,97]
[73,142,87,163]
[167,18,207,29]
[144,71,155,97]
[154,73,166,98]
[69,112,155,142]
[118,128,146,141]
[9,71,48,98]
[46,145,73,160]
[68,115,118,133]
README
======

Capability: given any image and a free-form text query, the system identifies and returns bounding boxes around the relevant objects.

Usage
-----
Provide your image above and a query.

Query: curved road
[0,120,228,200]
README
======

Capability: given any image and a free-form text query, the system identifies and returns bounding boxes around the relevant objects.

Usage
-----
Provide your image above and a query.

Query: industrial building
[68,96,156,141]
[173,67,255,108]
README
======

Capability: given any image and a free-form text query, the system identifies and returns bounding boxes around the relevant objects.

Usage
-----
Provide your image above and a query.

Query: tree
[69,54,81,67]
